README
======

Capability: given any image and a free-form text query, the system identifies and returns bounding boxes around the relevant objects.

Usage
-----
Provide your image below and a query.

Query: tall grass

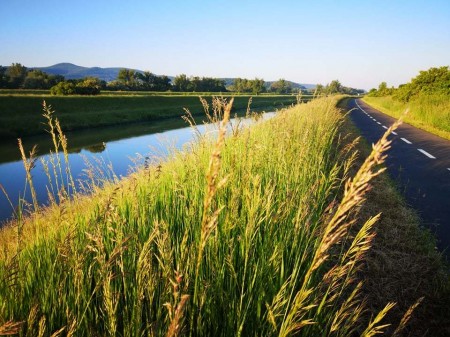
[363,94,450,140]
[0,97,406,336]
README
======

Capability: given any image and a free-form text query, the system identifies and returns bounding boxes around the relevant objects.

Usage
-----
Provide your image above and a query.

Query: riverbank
[0,93,299,139]
[0,97,448,336]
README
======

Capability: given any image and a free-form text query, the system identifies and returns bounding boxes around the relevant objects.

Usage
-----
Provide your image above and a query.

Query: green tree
[377,81,392,96]
[76,77,102,95]
[270,79,292,94]
[251,78,265,95]
[326,80,342,94]
[117,68,137,88]
[23,70,63,89]
[395,66,450,102]
[315,84,324,95]
[6,63,27,88]
[232,78,245,93]
[0,66,8,88]
[173,74,191,92]
[136,71,156,90]
[153,75,172,91]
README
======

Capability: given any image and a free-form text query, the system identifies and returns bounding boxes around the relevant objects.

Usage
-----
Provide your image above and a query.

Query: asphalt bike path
[346,98,450,255]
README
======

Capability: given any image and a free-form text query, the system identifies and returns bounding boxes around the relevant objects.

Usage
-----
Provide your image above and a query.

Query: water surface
[0,113,273,225]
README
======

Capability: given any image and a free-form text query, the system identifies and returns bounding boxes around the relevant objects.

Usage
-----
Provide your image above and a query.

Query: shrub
[50,81,76,95]
[50,78,102,95]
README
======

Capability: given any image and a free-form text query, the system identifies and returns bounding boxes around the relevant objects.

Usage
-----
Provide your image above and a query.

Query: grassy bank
[362,95,450,140]
[0,97,404,336]
[0,94,299,139]
[1,96,448,336]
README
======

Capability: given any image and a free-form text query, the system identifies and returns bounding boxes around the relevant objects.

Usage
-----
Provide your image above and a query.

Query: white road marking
[392,131,398,135]
[401,138,412,144]
[355,100,366,113]
[377,122,382,125]
[418,149,436,159]
[383,126,388,129]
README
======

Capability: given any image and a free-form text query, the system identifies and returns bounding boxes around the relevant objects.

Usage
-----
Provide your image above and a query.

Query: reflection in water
[85,142,107,153]
[0,113,274,225]
[0,116,191,164]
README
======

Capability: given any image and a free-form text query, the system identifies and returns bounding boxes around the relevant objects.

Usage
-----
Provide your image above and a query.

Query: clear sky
[1,0,449,90]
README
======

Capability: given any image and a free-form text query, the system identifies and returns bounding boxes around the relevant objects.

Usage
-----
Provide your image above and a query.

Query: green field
[0,93,302,139]
[363,94,450,140]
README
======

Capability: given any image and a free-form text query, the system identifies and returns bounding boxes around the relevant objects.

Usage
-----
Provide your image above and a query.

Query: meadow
[0,92,302,139]
[362,94,450,140]
[0,96,448,336]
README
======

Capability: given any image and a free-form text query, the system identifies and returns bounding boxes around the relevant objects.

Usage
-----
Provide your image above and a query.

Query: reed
[0,96,407,336]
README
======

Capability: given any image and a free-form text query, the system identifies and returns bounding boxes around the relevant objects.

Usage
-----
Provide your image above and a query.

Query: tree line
[367,66,450,101]
[0,63,64,90]
[0,63,104,95]
[314,80,365,96]
[0,62,365,96]
[0,64,230,95]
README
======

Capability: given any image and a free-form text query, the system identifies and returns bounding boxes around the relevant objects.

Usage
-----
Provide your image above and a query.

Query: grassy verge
[339,98,450,336]
[0,94,300,139]
[0,96,404,336]
[362,95,450,140]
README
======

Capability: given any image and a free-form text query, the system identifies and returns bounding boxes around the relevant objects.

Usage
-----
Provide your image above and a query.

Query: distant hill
[35,63,138,82]
[34,63,316,89]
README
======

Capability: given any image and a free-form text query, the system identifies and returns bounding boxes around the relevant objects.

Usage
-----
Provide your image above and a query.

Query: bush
[75,77,101,95]
[50,78,101,96]
[50,81,76,95]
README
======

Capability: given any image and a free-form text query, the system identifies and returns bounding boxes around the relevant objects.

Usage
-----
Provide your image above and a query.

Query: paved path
[346,98,450,254]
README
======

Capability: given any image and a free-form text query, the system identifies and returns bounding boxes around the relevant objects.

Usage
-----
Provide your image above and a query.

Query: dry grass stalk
[296,92,302,105]
[166,294,190,337]
[311,117,403,272]
[199,98,233,252]
[41,101,76,199]
[49,326,66,337]
[199,97,210,119]
[361,302,396,337]
[18,139,39,212]
[192,97,233,326]
[55,118,76,194]
[246,96,253,117]
[182,108,201,140]
[279,114,403,336]
[42,102,64,193]
[391,297,424,337]
[0,320,24,335]
[0,184,17,220]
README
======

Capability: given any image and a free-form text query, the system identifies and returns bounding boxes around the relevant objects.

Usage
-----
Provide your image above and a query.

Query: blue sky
[1,0,449,89]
